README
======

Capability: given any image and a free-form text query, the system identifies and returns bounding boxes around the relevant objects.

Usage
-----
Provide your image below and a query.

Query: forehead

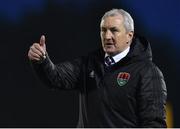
[100,15,124,27]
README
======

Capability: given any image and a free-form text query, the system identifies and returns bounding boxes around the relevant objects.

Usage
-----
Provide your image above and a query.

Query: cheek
[115,35,127,46]
[100,34,104,42]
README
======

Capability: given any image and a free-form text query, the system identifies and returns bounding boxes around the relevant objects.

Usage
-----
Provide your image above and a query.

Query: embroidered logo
[89,71,95,78]
[117,72,130,86]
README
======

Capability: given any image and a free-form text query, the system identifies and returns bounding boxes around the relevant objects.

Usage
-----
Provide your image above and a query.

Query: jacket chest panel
[85,64,142,110]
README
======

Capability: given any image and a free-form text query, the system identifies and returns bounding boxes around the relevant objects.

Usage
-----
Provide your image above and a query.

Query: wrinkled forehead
[100,15,124,28]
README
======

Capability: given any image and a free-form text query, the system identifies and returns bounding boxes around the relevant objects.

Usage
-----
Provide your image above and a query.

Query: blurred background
[0,0,179,127]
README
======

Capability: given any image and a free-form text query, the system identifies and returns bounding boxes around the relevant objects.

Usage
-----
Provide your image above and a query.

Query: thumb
[39,35,46,47]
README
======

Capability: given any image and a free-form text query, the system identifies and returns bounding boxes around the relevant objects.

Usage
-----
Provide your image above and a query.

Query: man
[28,9,167,127]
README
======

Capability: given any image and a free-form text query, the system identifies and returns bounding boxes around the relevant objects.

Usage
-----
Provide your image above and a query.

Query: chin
[104,48,116,56]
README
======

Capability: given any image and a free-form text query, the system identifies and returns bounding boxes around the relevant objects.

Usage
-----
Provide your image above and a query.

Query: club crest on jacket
[117,72,130,86]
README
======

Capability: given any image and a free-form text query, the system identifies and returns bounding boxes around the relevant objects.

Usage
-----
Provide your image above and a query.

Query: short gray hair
[101,9,134,32]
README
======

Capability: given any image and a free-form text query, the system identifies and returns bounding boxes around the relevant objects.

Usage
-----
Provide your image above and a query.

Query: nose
[105,30,113,40]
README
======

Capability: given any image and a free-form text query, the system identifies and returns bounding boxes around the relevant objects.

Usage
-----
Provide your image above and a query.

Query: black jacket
[31,36,167,127]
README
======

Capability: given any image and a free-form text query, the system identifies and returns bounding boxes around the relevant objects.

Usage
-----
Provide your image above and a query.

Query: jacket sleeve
[138,62,167,127]
[30,54,82,90]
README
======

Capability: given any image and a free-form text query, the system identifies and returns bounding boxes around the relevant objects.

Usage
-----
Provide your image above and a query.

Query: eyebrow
[110,27,118,30]
[101,26,118,30]
[101,26,118,28]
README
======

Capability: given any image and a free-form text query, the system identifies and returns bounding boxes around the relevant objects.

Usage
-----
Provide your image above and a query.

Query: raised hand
[28,35,46,61]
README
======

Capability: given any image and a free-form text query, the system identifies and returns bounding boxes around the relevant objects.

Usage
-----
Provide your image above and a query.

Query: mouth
[104,42,114,47]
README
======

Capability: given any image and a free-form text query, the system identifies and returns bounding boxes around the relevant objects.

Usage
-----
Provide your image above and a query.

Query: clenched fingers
[28,49,41,61]
[28,43,45,61]
[32,43,45,56]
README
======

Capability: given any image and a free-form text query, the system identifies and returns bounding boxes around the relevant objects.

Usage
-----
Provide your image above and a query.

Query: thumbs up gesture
[28,35,47,61]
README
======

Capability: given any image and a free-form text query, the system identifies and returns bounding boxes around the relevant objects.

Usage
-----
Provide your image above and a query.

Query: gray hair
[101,9,134,32]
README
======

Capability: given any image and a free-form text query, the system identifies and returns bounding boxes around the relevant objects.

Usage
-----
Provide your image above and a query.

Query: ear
[127,31,134,42]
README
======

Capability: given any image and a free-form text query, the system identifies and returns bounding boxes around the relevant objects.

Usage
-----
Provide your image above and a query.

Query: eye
[110,28,119,33]
[101,28,106,32]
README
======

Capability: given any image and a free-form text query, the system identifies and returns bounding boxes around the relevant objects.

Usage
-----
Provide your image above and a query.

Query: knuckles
[33,43,40,48]
[28,42,45,61]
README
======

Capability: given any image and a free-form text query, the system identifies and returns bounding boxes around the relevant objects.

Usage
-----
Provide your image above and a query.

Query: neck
[105,46,130,63]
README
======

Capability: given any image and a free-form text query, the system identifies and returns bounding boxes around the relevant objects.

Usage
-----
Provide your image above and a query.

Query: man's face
[100,15,133,56]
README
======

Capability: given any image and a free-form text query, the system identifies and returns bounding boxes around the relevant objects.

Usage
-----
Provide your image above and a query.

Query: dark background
[0,0,179,127]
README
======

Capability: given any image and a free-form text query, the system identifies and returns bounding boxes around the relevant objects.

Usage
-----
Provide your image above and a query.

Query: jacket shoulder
[140,61,164,79]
